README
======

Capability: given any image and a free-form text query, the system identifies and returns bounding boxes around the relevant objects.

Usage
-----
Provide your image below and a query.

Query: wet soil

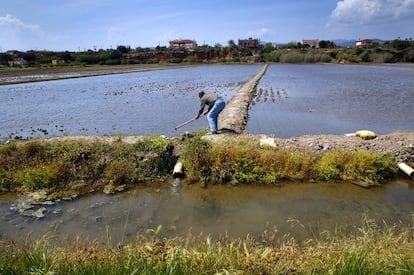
[0,64,192,85]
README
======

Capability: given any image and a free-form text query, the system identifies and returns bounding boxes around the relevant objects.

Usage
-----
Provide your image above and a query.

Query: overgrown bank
[1,132,410,198]
[1,220,413,274]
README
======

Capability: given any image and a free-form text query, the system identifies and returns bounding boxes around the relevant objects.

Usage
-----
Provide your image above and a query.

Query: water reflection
[1,179,413,243]
[246,64,414,137]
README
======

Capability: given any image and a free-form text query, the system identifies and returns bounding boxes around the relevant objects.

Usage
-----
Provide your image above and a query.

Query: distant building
[302,39,320,48]
[238,38,260,48]
[169,39,197,50]
[356,39,373,47]
[8,57,28,67]
[52,59,65,65]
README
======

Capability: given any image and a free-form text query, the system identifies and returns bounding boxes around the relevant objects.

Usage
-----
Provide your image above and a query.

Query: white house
[169,39,197,50]
[8,58,28,67]
[356,39,373,47]
[302,39,320,48]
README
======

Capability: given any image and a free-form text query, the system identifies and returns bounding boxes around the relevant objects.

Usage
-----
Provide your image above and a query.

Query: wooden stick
[175,118,196,130]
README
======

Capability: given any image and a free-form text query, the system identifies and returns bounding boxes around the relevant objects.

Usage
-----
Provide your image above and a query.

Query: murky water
[1,179,413,243]
[0,65,261,140]
[246,64,414,137]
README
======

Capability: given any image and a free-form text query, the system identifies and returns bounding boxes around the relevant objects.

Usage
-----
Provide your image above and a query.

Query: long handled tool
[175,118,196,130]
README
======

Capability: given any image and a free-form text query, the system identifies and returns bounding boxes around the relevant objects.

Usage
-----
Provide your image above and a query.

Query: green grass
[1,220,413,274]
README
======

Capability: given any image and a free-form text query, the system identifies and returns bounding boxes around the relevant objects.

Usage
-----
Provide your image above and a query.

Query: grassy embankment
[0,134,397,195]
[1,220,413,274]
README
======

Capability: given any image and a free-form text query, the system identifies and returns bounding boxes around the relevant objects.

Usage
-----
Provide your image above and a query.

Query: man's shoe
[211,131,218,134]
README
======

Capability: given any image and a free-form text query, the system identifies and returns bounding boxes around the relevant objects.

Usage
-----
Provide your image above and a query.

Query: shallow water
[1,64,412,140]
[1,179,413,243]
[0,65,261,140]
[246,64,414,137]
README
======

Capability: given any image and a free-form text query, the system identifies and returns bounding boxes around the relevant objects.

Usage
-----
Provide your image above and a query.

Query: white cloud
[0,14,71,51]
[0,14,40,31]
[107,27,123,41]
[0,14,44,50]
[329,0,414,24]
[324,0,414,39]
[246,28,272,39]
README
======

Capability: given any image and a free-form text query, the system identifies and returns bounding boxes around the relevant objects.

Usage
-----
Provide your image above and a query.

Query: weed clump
[0,136,177,193]
[181,137,397,185]
[314,150,397,184]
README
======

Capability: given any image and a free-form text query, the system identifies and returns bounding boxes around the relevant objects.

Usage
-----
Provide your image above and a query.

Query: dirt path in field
[218,64,268,133]
[0,64,192,85]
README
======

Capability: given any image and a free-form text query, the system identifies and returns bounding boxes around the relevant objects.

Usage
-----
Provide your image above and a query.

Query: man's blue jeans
[207,98,225,132]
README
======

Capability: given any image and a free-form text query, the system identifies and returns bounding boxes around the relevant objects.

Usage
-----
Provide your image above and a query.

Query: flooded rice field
[1,64,412,141]
[246,64,414,137]
[0,64,412,140]
[0,65,261,140]
[1,179,414,243]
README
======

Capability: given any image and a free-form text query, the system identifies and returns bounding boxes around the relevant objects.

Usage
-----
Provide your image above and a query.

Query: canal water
[1,179,414,243]
[246,64,414,137]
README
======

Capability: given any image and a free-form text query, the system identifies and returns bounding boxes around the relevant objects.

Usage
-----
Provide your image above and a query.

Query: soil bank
[0,64,194,85]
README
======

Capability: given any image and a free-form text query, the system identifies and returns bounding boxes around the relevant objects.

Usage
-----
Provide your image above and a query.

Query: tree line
[1,38,413,67]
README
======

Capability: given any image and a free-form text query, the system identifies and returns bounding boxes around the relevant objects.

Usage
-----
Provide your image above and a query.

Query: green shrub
[181,137,212,182]
[314,151,344,180]
[183,138,314,185]
[105,158,137,184]
[133,136,177,178]
[0,142,17,155]
[280,52,304,63]
[0,169,14,190]
[314,150,396,184]
[304,53,315,63]
[16,166,58,191]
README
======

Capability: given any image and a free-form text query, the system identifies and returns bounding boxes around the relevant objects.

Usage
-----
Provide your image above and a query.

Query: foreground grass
[0,135,398,196]
[1,220,413,274]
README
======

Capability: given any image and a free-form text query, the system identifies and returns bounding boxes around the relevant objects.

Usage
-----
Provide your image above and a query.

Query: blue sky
[1,0,413,51]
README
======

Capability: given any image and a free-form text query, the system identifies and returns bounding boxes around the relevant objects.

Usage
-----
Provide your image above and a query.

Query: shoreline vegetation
[1,131,412,199]
[1,219,413,274]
